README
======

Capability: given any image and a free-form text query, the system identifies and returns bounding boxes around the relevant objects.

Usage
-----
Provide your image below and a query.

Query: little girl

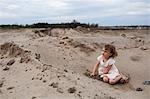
[91,44,122,84]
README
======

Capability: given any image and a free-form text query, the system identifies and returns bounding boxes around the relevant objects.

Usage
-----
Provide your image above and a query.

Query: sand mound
[68,40,95,54]
[33,28,66,37]
[0,42,31,63]
[0,28,149,99]
[33,29,51,37]
[75,27,99,34]
[0,42,30,57]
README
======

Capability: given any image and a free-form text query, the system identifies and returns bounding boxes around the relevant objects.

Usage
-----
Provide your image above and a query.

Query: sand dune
[0,28,150,99]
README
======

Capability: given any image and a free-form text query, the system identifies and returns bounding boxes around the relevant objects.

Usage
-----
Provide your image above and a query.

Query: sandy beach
[0,28,149,99]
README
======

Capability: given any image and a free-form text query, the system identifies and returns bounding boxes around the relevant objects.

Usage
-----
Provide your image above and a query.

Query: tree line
[0,20,98,29]
[0,20,149,30]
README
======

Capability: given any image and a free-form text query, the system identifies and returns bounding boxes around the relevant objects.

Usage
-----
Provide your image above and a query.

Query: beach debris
[7,59,15,66]
[7,86,15,90]
[59,41,64,44]
[120,33,126,37]
[3,66,10,71]
[128,36,136,39]
[136,87,143,91]
[41,64,52,72]
[62,36,69,40]
[20,55,30,63]
[31,77,34,80]
[140,46,148,50]
[50,82,58,88]
[35,53,40,60]
[43,80,47,83]
[143,81,150,85]
[77,93,82,98]
[68,87,76,93]
[135,38,144,42]
[84,69,92,76]
[64,69,68,72]
[0,80,4,87]
[31,96,36,99]
[57,88,64,93]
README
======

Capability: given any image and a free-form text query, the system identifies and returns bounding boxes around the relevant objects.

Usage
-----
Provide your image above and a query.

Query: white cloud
[0,0,149,25]
[0,12,18,18]
[0,0,70,18]
[78,0,150,18]
[6,4,19,10]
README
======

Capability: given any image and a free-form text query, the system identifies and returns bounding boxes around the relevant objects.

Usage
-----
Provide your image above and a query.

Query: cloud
[0,0,71,18]
[0,0,149,25]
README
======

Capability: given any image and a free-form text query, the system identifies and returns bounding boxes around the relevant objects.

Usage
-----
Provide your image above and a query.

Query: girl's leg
[103,76,109,83]
[109,75,122,85]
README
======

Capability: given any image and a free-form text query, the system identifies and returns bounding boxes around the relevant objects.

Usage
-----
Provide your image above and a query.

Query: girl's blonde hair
[104,44,118,58]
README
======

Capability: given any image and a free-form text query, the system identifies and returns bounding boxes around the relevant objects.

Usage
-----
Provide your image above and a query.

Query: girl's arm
[103,65,112,74]
[91,61,100,76]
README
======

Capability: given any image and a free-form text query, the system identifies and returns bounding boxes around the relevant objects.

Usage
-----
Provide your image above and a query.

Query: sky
[0,0,150,25]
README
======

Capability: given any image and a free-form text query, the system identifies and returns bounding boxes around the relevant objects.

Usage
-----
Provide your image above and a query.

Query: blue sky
[0,0,149,25]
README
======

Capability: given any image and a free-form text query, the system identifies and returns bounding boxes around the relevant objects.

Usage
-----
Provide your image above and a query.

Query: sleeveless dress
[97,55,120,80]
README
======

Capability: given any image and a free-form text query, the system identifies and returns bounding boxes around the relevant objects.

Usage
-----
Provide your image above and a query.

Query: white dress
[97,55,120,80]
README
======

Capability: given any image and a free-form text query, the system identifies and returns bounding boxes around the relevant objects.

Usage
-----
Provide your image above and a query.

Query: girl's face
[101,48,111,59]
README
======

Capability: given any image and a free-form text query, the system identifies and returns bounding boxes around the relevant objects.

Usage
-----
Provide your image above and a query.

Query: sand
[0,28,150,99]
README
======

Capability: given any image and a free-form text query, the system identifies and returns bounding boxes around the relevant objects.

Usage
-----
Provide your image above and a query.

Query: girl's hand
[103,65,112,74]
[90,72,96,77]
[103,68,108,74]
[90,61,100,77]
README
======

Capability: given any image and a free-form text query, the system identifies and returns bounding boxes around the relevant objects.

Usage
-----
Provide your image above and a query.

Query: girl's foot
[119,73,130,84]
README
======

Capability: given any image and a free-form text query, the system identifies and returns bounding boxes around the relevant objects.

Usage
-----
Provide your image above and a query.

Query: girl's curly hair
[104,44,118,58]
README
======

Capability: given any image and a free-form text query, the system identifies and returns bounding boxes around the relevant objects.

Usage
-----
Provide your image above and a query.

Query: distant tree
[71,20,79,24]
